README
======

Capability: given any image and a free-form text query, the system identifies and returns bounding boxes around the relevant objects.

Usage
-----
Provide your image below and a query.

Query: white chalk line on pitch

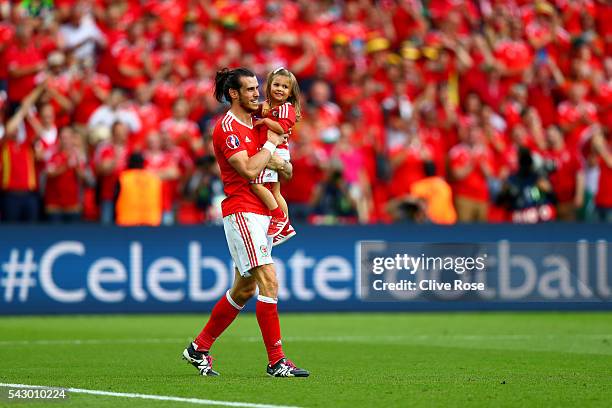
[243,334,612,342]
[0,337,189,346]
[0,383,301,408]
[0,333,611,347]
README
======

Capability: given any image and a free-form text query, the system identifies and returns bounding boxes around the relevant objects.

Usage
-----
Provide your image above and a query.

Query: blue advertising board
[0,224,610,314]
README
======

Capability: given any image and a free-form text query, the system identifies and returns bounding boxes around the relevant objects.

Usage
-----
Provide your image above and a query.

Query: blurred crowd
[0,0,611,225]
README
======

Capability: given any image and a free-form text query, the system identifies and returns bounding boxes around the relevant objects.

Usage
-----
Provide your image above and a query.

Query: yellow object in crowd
[410,176,458,225]
[116,169,162,226]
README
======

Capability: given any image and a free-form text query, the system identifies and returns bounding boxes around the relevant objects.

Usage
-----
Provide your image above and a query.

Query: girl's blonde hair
[265,67,302,120]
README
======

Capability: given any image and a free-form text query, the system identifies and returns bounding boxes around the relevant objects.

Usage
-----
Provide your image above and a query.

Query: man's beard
[239,97,258,113]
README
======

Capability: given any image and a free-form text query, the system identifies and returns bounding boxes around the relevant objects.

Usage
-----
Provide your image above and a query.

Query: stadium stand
[0,0,611,224]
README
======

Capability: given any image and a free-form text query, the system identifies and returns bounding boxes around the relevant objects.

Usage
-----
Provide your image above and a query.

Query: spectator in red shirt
[449,124,493,222]
[307,80,342,146]
[180,60,216,123]
[94,121,129,224]
[111,21,151,91]
[149,30,190,81]
[26,102,58,163]
[526,58,565,127]
[492,18,533,82]
[591,125,612,222]
[35,51,74,128]
[557,81,598,150]
[128,84,161,150]
[595,57,612,132]
[545,125,585,220]
[143,130,180,225]
[390,0,427,46]
[71,58,112,126]
[331,123,372,223]
[6,22,45,109]
[160,98,204,158]
[0,84,45,222]
[44,126,89,222]
[281,122,324,223]
[161,129,194,223]
[388,130,430,200]
[418,105,447,178]
[0,16,15,93]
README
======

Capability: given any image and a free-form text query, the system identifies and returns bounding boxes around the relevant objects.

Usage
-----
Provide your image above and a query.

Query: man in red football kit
[183,67,309,378]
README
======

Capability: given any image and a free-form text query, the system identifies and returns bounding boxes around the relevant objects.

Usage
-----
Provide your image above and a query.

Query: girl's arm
[256,117,285,135]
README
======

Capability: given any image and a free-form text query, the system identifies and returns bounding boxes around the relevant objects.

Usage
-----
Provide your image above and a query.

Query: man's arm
[267,153,293,180]
[5,84,45,135]
[592,128,612,167]
[8,61,45,78]
[228,130,285,180]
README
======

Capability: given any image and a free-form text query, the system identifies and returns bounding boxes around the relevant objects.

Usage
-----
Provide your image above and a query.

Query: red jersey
[94,143,128,201]
[596,154,612,208]
[558,101,598,150]
[0,139,37,192]
[45,149,84,208]
[73,73,112,125]
[149,49,189,79]
[112,40,149,90]
[558,0,596,35]
[419,124,446,177]
[160,117,201,155]
[144,149,178,211]
[181,77,214,121]
[546,147,583,203]
[152,81,180,119]
[0,23,15,79]
[449,144,491,202]
[143,0,187,38]
[494,39,532,73]
[281,148,323,204]
[597,80,612,131]
[35,72,73,128]
[267,102,296,134]
[388,143,429,199]
[130,102,161,149]
[6,43,44,102]
[213,111,269,217]
[258,102,296,150]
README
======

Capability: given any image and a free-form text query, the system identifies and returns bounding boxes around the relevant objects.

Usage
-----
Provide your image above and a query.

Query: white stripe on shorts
[236,213,257,266]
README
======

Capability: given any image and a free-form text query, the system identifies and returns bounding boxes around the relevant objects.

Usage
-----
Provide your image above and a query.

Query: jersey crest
[226,134,240,149]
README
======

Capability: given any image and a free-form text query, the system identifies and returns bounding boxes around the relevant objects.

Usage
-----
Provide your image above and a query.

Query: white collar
[227,110,253,129]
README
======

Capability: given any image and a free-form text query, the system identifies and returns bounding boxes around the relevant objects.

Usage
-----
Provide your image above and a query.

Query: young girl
[251,67,301,245]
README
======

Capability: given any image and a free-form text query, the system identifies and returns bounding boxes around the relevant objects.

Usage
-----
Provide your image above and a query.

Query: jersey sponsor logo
[226,134,240,149]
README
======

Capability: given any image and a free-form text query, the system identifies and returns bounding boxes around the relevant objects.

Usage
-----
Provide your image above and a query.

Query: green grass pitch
[0,312,611,407]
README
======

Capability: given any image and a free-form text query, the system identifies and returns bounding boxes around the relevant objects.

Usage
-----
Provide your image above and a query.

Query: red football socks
[270,206,284,218]
[194,291,242,351]
[256,295,285,365]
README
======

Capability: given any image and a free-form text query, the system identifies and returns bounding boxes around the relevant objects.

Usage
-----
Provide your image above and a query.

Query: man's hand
[261,100,271,116]
[267,129,287,146]
[267,153,286,171]
[267,154,292,180]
